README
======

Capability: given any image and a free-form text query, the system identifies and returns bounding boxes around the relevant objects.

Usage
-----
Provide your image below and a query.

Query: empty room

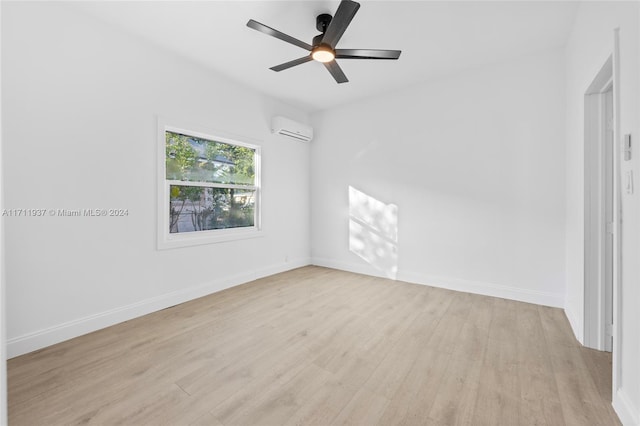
[1,1,639,425]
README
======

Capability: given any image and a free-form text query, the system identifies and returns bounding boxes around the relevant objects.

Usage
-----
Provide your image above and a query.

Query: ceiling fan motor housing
[316,13,332,33]
[312,34,326,47]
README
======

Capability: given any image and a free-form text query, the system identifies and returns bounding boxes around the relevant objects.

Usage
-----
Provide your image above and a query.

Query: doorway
[584,56,614,353]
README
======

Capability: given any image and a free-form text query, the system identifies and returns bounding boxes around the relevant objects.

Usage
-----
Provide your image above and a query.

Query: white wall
[2,3,311,357]
[564,2,640,425]
[311,49,566,308]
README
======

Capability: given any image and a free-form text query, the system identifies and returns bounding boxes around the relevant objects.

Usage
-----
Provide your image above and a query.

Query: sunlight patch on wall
[349,186,398,279]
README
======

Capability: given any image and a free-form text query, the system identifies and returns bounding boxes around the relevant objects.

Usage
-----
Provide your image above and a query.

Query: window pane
[169,185,255,233]
[166,131,255,185]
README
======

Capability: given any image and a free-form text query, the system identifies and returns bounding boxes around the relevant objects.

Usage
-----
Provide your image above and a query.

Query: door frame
[583,55,614,352]
[583,30,623,400]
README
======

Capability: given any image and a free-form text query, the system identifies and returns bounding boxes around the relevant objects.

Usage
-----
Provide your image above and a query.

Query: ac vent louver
[271,116,313,142]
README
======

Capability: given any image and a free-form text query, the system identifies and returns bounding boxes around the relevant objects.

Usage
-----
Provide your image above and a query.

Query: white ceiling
[71,1,579,112]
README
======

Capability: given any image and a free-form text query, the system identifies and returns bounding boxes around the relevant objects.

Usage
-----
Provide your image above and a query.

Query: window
[158,119,261,249]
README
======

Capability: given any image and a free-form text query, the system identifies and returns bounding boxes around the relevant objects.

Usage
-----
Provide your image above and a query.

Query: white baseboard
[563,304,584,345]
[7,258,310,358]
[312,257,564,308]
[312,257,390,279]
[614,388,640,426]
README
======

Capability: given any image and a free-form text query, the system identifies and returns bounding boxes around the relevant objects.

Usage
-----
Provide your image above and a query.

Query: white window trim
[157,116,262,250]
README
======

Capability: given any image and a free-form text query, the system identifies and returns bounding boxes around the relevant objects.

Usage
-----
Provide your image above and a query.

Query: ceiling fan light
[312,46,335,63]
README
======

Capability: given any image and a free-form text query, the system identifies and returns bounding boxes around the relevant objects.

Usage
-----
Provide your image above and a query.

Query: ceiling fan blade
[247,19,312,51]
[270,56,313,72]
[335,49,401,60]
[321,0,360,48]
[324,60,348,84]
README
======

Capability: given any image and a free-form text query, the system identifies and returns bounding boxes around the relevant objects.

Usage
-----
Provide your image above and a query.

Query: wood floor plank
[221,363,332,426]
[377,347,450,425]
[207,340,314,422]
[282,375,360,426]
[7,266,620,426]
[451,296,493,360]
[427,352,484,425]
[581,347,613,401]
[473,386,521,426]
[189,411,224,426]
[423,291,474,355]
[332,387,389,426]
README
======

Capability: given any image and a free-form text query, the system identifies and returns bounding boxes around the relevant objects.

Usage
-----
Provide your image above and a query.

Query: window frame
[157,117,262,250]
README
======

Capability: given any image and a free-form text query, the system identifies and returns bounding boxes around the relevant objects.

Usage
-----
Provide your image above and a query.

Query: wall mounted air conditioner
[271,116,313,142]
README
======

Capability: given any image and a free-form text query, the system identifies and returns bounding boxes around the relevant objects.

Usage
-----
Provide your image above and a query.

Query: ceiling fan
[246,0,401,84]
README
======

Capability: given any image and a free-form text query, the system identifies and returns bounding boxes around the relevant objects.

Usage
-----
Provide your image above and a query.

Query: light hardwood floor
[8,266,620,425]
